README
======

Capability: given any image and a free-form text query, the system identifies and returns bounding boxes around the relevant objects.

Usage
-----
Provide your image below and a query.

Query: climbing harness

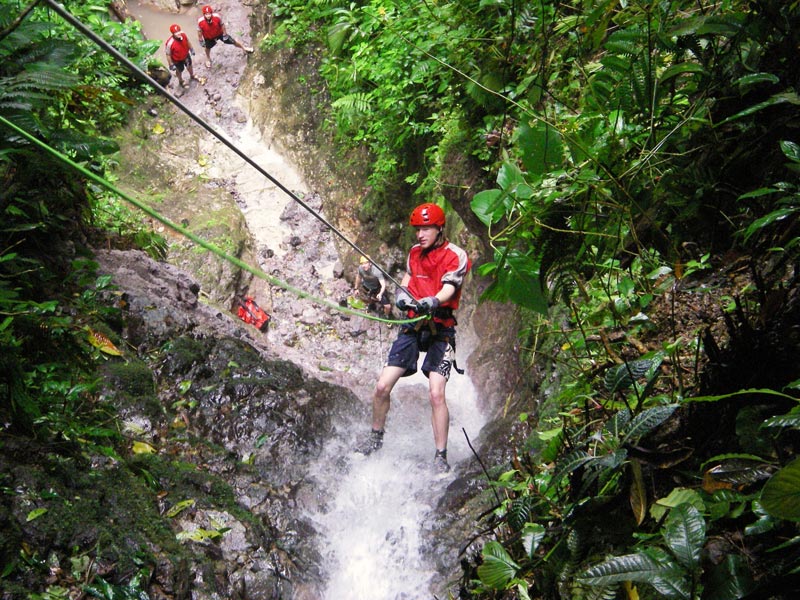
[401,310,465,374]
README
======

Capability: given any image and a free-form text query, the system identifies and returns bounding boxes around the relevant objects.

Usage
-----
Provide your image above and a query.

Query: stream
[127,2,488,597]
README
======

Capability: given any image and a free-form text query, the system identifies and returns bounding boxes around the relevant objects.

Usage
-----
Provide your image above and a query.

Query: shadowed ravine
[128,1,490,596]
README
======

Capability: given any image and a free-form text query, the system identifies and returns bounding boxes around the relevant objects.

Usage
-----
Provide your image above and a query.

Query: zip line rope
[0,115,421,326]
[41,0,409,293]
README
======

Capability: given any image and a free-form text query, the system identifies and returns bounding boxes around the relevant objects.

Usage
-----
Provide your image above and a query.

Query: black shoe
[433,449,450,473]
[354,429,384,455]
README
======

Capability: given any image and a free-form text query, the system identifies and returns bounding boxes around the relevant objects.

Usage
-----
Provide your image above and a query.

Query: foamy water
[311,362,485,599]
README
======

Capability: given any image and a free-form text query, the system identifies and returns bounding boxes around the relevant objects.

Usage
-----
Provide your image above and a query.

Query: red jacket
[406,240,471,325]
[197,14,224,40]
[165,34,191,62]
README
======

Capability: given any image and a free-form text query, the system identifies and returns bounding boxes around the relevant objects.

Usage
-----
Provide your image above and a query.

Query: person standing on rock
[164,24,198,91]
[354,203,471,473]
[197,5,254,69]
[354,255,392,317]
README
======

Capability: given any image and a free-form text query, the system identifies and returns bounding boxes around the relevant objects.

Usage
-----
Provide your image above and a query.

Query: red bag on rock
[237,296,270,332]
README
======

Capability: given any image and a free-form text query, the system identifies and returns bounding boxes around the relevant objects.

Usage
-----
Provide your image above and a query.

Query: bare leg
[371,365,405,431]
[234,38,254,54]
[428,371,449,451]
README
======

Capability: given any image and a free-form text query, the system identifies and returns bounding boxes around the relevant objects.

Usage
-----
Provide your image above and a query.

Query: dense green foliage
[267,0,800,597]
[266,0,798,305]
[1,3,166,596]
[1,0,162,440]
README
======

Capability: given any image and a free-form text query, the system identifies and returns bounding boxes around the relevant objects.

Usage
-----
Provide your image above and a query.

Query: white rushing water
[311,360,486,599]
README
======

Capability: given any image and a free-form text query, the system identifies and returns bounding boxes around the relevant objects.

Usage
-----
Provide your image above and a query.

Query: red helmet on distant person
[409,203,445,227]
[169,23,181,33]
[202,5,213,15]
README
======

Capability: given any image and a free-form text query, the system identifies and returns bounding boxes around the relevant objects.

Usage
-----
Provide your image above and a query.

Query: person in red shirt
[197,5,254,69]
[164,24,198,91]
[354,203,471,474]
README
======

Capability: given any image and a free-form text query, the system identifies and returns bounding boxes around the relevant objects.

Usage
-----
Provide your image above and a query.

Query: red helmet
[409,203,445,227]
[169,23,181,33]
[202,5,213,15]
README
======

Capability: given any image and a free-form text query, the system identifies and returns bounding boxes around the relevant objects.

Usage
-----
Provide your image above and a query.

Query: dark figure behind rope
[354,255,392,317]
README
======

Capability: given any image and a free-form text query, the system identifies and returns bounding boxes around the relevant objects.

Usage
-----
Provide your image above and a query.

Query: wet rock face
[155,333,361,485]
[87,248,364,597]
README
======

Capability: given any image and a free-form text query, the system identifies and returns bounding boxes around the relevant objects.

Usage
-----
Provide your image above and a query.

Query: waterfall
[125,3,487,596]
[310,363,486,599]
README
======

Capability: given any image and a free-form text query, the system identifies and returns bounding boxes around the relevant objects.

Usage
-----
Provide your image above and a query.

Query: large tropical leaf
[500,253,548,314]
[650,487,705,522]
[521,523,546,559]
[621,404,678,445]
[760,457,800,521]
[478,249,548,314]
[477,541,520,590]
[471,188,509,227]
[663,503,705,570]
[578,550,689,599]
[517,120,564,178]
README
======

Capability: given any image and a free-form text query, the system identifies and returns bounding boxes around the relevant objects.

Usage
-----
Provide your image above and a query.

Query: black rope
[43,0,408,293]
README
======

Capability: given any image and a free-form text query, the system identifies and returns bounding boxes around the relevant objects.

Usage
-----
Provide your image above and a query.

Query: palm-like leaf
[579,549,691,599]
[477,541,520,590]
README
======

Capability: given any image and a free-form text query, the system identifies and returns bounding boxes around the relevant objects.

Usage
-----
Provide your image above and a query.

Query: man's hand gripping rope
[395,289,439,316]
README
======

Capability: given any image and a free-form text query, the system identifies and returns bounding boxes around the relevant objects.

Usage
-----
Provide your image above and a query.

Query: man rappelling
[354,203,471,473]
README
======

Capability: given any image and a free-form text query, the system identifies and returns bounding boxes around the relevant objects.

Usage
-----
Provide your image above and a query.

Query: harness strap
[432,307,454,320]
[402,322,465,375]
[439,334,465,375]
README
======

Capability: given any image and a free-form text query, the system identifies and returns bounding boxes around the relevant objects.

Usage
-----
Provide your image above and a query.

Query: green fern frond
[49,129,120,161]
[0,100,38,111]
[16,68,79,90]
[604,28,647,56]
[332,92,372,115]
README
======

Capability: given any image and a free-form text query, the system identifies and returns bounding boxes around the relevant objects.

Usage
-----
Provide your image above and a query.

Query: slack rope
[42,0,408,293]
[0,115,422,326]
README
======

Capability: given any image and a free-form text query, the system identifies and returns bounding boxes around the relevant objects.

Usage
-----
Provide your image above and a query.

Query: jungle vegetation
[1,0,799,598]
[266,0,800,598]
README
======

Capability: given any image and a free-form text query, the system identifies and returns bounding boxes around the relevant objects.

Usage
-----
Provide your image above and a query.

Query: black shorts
[174,56,192,72]
[203,34,234,50]
[386,326,456,380]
